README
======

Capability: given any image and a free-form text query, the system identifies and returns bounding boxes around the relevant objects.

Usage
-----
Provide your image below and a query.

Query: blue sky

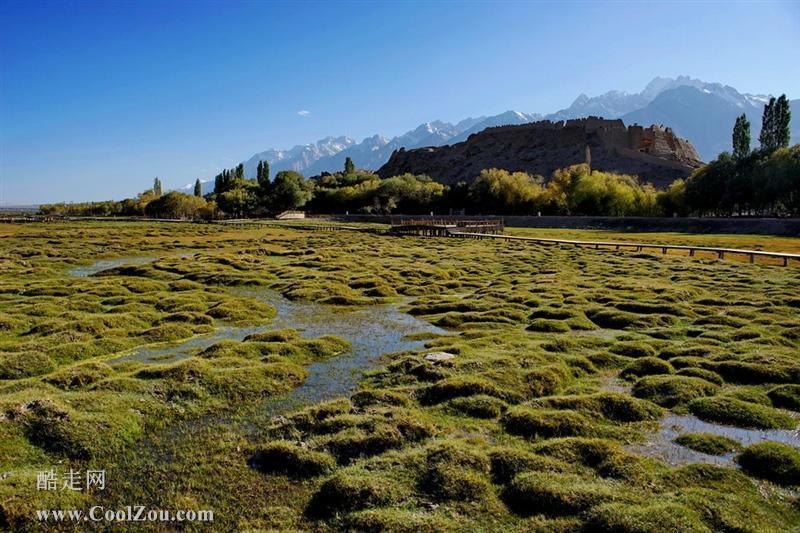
[1,0,798,204]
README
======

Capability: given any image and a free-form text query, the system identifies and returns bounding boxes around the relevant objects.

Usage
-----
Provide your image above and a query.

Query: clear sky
[1,0,798,205]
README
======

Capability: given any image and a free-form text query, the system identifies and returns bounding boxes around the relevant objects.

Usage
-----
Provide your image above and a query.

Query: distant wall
[320,214,800,236]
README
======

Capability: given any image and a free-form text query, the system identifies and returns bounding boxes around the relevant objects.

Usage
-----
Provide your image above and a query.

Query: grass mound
[527,319,571,333]
[737,442,800,486]
[341,509,456,533]
[307,469,405,518]
[767,384,800,411]
[688,396,797,429]
[610,342,657,358]
[502,407,595,439]
[675,367,724,386]
[532,392,662,422]
[446,394,507,418]
[632,375,719,407]
[418,376,520,405]
[44,362,114,390]
[489,446,576,484]
[420,441,491,502]
[524,365,570,397]
[504,471,629,516]
[250,441,335,478]
[620,357,674,380]
[673,433,740,456]
[0,351,55,379]
[585,501,710,533]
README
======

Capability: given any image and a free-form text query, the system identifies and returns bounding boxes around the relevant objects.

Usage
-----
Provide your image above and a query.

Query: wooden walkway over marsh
[447,230,800,266]
[390,217,505,237]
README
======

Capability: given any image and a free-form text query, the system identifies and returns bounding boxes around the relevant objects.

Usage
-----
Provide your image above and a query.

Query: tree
[153,177,162,197]
[257,160,270,190]
[194,179,202,197]
[344,157,355,175]
[270,171,312,212]
[759,97,776,153]
[775,95,792,150]
[732,114,751,160]
[144,192,206,219]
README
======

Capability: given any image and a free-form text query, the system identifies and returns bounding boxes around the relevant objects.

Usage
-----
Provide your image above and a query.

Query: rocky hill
[376,118,703,188]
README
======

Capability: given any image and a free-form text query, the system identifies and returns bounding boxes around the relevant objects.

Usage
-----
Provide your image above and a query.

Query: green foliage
[144,191,208,220]
[732,114,751,160]
[193,178,202,197]
[270,170,312,212]
[344,156,355,175]
[469,168,547,214]
[682,143,800,215]
[153,177,162,197]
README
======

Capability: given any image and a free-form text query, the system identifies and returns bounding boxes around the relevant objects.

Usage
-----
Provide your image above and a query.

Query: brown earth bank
[377,117,703,188]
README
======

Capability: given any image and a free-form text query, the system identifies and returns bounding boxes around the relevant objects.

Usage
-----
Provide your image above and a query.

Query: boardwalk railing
[448,230,800,266]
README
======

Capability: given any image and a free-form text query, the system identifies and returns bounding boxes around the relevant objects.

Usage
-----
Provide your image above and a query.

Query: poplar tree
[760,97,776,153]
[153,177,162,197]
[732,114,750,160]
[775,95,792,149]
[344,157,355,175]
[194,179,202,197]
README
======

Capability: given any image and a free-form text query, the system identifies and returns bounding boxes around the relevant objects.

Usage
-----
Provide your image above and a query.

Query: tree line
[41,96,797,219]
[668,94,798,216]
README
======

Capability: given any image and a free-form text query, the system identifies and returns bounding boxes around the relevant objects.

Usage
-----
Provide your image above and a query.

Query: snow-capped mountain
[239,111,537,180]
[243,136,356,178]
[204,76,796,187]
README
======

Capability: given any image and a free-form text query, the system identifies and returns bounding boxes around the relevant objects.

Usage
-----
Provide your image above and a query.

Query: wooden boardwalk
[448,230,800,266]
[390,218,504,237]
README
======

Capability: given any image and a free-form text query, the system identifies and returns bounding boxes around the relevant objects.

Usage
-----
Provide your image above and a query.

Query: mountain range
[188,76,798,194]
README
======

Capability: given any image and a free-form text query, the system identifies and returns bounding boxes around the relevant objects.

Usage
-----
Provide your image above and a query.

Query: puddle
[629,413,800,466]
[69,256,156,277]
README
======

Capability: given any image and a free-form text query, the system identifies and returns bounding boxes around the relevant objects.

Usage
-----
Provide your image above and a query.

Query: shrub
[0,352,55,379]
[737,442,800,486]
[632,375,719,407]
[673,433,740,456]
[502,407,594,439]
[250,441,335,478]
[446,394,507,418]
[620,357,674,380]
[688,397,796,429]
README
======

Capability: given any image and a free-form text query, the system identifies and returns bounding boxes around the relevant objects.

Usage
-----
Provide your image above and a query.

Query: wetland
[0,220,799,531]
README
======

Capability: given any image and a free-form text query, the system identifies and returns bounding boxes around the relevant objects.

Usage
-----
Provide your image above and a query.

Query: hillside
[377,118,703,188]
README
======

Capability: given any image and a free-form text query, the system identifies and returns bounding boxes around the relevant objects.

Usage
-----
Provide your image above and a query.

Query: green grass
[0,221,799,531]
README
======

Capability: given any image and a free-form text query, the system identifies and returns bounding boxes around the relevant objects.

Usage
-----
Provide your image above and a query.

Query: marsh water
[72,257,446,411]
[631,413,800,466]
[69,255,156,277]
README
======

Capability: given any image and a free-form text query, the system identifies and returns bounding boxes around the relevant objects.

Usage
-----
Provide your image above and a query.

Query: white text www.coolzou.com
[36,506,214,523]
